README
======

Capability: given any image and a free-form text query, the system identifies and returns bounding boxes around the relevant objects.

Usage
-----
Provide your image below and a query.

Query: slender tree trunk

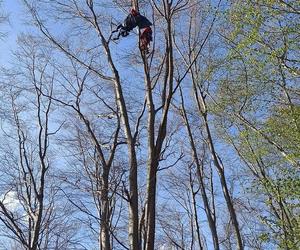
[180,90,220,250]
[145,160,158,250]
[145,5,175,248]
[202,112,243,250]
[190,176,204,250]
[86,5,140,247]
[196,163,220,250]
[31,92,49,250]
[91,15,140,248]
[142,35,157,250]
[187,65,243,249]
[31,197,44,250]
[128,146,140,250]
[100,170,111,250]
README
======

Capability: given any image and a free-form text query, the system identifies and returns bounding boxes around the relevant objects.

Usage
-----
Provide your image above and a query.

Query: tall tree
[0,36,76,250]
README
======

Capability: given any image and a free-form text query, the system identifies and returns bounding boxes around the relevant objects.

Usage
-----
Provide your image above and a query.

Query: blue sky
[0,1,283,249]
[0,0,24,64]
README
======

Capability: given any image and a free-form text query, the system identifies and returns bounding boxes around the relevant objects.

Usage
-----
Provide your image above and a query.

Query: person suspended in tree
[140,27,152,54]
[112,8,153,53]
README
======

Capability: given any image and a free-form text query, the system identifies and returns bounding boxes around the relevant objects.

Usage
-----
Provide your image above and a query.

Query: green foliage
[264,105,300,160]
[236,105,300,249]
[220,1,300,248]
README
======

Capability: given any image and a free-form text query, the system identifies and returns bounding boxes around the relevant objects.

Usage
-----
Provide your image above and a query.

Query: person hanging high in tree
[140,26,152,54]
[111,9,153,53]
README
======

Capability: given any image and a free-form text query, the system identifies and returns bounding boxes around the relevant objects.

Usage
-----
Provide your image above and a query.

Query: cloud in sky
[0,190,20,212]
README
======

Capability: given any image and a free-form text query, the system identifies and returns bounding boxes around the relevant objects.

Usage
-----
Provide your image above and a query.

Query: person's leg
[112,27,129,41]
[140,37,149,53]
[112,24,123,33]
[142,28,152,53]
[121,29,129,37]
[112,24,124,40]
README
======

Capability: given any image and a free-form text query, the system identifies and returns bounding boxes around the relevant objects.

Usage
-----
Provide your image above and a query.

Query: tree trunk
[190,180,204,250]
[180,91,220,250]
[189,70,243,249]
[128,146,140,250]
[100,170,111,250]
[145,160,158,250]
[202,112,244,250]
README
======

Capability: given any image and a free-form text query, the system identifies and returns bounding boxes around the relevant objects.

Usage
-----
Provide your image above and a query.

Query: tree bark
[199,93,244,250]
[100,170,111,250]
[145,4,174,248]
[180,89,220,250]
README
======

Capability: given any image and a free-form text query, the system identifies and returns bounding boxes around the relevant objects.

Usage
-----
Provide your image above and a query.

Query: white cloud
[0,191,20,211]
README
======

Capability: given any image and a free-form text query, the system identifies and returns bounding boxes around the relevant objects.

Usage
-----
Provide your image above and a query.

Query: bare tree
[3,0,296,249]
[172,1,244,248]
[0,37,76,250]
[46,60,126,249]
[20,1,195,249]
[178,89,220,250]
[0,0,8,38]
